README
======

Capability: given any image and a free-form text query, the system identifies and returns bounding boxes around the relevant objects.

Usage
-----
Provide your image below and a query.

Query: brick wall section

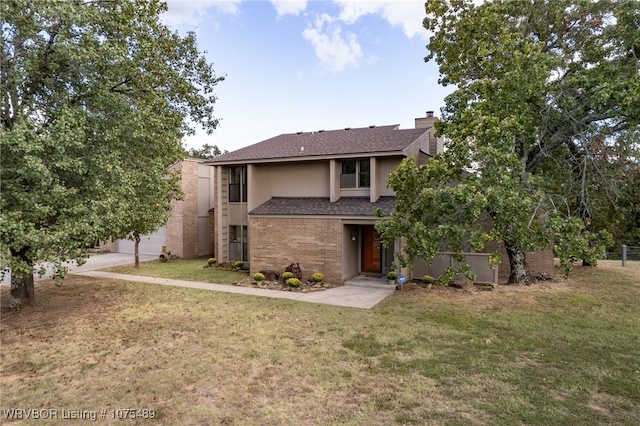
[484,241,555,283]
[166,160,200,259]
[250,216,343,284]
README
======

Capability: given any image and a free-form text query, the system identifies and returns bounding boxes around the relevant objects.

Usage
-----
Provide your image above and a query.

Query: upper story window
[340,159,370,188]
[229,165,247,202]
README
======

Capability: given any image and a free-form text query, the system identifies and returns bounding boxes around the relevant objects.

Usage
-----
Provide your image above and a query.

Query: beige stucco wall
[403,130,431,159]
[249,216,343,284]
[250,161,330,209]
[214,165,229,261]
[375,157,402,196]
[342,224,360,280]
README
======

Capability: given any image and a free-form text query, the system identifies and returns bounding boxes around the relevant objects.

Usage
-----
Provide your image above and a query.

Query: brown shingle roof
[206,125,430,164]
[249,196,397,217]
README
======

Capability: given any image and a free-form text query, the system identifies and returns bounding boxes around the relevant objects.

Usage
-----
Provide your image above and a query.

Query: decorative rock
[260,270,280,281]
[285,263,303,280]
[451,278,474,290]
[233,276,339,293]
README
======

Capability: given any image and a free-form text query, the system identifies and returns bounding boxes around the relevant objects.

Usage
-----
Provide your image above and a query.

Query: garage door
[114,226,167,255]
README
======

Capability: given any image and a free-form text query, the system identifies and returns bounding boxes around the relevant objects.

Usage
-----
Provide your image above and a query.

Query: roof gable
[207,125,430,164]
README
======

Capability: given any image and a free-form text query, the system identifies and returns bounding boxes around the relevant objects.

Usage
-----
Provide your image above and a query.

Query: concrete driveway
[1,252,156,285]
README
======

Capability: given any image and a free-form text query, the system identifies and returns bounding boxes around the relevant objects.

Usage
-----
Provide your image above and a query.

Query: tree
[377,0,639,284]
[1,0,224,308]
[585,128,640,248]
[113,162,183,270]
[187,143,226,159]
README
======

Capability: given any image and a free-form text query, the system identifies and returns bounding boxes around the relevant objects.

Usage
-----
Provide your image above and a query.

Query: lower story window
[229,225,248,261]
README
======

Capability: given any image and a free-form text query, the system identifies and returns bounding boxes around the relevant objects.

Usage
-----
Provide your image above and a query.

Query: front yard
[105,258,249,284]
[1,261,638,425]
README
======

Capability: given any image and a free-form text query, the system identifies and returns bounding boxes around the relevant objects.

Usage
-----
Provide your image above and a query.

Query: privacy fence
[413,252,498,284]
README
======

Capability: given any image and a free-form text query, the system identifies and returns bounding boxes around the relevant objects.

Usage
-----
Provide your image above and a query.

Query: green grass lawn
[105,258,249,284]
[1,261,639,425]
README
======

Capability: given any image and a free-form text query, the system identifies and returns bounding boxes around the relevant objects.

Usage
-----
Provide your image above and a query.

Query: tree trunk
[10,273,35,309]
[505,242,530,285]
[134,232,140,269]
[9,247,36,309]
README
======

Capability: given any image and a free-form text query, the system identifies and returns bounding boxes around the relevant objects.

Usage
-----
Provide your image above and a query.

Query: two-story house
[206,112,443,284]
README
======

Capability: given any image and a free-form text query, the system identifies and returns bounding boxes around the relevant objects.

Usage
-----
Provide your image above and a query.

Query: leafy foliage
[377,0,638,284]
[550,217,614,277]
[282,272,294,281]
[1,0,223,306]
[421,275,435,284]
[286,278,301,288]
[311,272,324,282]
[187,143,226,159]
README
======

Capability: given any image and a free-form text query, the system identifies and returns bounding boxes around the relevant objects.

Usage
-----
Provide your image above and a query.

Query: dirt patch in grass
[396,261,640,312]
[396,276,573,312]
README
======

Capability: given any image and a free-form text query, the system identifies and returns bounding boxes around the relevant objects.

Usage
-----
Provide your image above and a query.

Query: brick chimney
[415,110,437,129]
[414,111,443,155]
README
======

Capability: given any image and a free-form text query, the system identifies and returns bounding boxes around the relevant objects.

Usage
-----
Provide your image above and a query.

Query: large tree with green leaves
[1,0,223,308]
[187,143,226,159]
[377,0,639,284]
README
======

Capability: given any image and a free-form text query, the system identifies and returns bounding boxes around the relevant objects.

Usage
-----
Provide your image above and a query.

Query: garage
[114,226,167,256]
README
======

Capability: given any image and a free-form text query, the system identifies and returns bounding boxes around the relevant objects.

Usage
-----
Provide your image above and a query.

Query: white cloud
[213,0,243,15]
[302,14,363,73]
[269,0,308,17]
[161,0,241,27]
[335,0,428,39]
[336,0,381,23]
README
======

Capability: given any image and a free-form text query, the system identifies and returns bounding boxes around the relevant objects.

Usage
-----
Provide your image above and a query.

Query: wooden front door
[362,226,381,272]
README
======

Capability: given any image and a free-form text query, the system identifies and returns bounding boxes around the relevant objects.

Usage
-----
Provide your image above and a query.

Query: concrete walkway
[73,270,395,309]
[1,253,157,285]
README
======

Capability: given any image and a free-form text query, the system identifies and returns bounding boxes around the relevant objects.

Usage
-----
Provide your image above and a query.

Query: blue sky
[162,0,453,152]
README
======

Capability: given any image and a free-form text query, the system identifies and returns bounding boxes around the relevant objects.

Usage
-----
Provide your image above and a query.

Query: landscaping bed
[233,276,340,292]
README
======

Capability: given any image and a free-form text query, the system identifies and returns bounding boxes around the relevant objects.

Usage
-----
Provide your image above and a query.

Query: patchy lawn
[1,261,639,425]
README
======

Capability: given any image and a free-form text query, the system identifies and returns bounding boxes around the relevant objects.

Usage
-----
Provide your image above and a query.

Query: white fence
[413,252,498,284]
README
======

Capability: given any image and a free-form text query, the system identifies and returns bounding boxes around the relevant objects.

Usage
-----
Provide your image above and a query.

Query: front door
[362,226,381,272]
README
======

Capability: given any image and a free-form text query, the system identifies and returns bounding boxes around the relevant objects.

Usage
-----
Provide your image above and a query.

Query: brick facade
[495,249,555,283]
[523,248,555,280]
[166,160,200,259]
[484,241,555,283]
[249,216,343,284]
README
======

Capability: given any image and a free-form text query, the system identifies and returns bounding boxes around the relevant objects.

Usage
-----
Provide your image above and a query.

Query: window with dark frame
[340,159,370,188]
[228,165,247,202]
[358,159,370,188]
[229,225,248,261]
